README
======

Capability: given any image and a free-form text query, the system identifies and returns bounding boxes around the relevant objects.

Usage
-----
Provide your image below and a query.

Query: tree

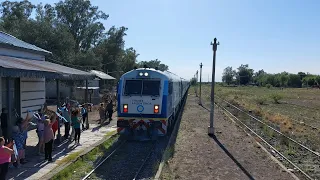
[315,76,320,85]
[137,59,169,71]
[222,66,235,85]
[287,74,302,88]
[0,0,152,81]
[119,47,139,73]
[0,0,35,36]
[94,26,128,77]
[55,0,108,52]
[298,72,307,80]
[237,64,254,85]
[190,77,197,86]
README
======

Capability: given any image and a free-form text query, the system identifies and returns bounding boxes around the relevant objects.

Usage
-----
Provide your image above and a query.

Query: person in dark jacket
[0,108,8,144]
[106,100,114,121]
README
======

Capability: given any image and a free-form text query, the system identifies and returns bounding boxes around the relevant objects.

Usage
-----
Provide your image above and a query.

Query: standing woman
[71,109,81,146]
[0,137,14,180]
[35,112,45,155]
[12,120,24,168]
[43,115,56,162]
[51,114,59,150]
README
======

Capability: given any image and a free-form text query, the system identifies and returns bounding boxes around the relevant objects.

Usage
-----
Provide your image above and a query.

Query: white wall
[0,48,45,61]
[20,78,45,118]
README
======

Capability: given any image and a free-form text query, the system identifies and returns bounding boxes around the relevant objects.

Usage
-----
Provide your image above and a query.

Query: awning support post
[7,78,13,140]
[56,79,61,143]
[85,80,89,129]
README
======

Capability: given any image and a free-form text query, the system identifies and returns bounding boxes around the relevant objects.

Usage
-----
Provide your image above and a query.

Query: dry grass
[194,84,320,151]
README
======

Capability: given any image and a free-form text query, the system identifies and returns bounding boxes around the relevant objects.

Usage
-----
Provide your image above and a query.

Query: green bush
[255,96,267,105]
[270,93,283,104]
[266,84,272,88]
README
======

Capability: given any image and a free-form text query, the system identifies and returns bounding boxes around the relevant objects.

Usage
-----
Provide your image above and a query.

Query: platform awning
[90,70,116,80]
[0,55,95,80]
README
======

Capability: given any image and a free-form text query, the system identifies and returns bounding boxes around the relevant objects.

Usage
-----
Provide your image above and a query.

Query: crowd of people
[0,98,115,180]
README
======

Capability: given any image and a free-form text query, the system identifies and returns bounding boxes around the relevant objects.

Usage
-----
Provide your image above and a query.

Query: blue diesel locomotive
[117,68,190,140]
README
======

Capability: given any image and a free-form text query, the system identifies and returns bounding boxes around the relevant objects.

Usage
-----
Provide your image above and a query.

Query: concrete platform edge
[40,130,117,180]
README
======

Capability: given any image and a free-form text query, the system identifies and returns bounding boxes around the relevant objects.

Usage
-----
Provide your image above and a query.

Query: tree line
[222,64,320,88]
[0,0,169,80]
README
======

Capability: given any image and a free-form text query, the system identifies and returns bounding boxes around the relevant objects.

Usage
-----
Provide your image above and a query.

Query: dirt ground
[161,94,294,180]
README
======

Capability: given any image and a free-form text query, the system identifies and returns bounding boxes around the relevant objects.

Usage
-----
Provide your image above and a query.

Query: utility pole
[195,70,198,97]
[199,63,203,105]
[208,38,219,136]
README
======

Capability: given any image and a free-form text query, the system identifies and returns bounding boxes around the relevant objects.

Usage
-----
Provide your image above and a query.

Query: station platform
[6,118,117,180]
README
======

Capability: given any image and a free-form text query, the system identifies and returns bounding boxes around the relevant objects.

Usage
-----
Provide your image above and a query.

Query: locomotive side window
[142,80,160,96]
[124,80,142,95]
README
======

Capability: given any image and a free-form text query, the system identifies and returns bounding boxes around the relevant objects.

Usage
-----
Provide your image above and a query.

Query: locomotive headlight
[139,72,143,76]
[144,72,148,76]
[154,105,159,113]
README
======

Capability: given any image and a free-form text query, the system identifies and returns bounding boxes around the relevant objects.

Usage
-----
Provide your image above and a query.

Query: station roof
[0,55,95,80]
[90,70,116,80]
[0,31,52,55]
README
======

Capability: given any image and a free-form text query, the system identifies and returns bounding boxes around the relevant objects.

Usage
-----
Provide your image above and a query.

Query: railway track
[82,140,157,180]
[212,96,320,180]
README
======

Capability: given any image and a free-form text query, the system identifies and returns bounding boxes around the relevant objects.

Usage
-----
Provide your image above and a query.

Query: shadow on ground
[6,136,79,180]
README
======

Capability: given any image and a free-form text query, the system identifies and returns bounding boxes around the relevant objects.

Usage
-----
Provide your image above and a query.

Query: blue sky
[29,0,320,81]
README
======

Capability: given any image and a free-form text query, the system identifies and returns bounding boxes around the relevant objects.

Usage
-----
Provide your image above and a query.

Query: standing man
[106,100,114,121]
[0,108,8,143]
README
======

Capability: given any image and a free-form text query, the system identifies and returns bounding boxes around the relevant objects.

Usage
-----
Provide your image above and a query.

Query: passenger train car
[117,68,190,140]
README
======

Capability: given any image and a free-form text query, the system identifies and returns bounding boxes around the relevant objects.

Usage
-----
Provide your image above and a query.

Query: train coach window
[142,80,160,96]
[124,80,142,95]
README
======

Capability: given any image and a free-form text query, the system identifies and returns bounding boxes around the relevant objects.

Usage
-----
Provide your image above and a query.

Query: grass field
[194,84,320,152]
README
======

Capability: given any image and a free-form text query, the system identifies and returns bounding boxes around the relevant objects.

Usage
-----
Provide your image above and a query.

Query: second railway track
[210,96,320,180]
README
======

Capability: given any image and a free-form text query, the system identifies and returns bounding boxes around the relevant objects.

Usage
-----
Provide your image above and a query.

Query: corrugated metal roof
[0,31,51,54]
[90,70,116,80]
[0,55,95,80]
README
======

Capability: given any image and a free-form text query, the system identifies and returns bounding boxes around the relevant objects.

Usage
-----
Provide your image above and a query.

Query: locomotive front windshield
[124,80,160,96]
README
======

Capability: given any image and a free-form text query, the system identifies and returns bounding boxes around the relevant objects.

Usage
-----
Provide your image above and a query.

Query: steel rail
[214,101,313,180]
[215,95,320,157]
[81,140,127,180]
[133,142,157,180]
